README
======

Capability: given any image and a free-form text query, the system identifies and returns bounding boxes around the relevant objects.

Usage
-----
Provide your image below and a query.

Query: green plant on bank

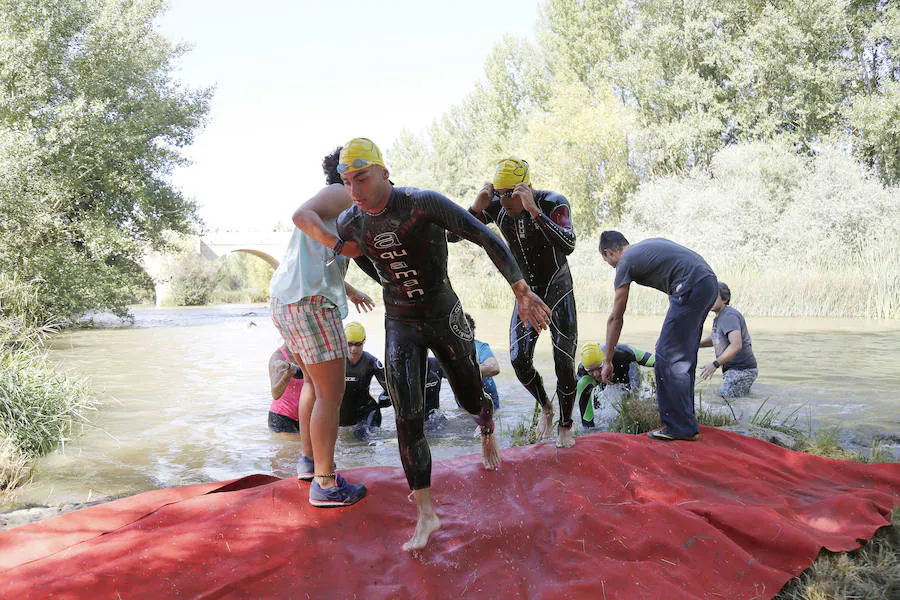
[0,278,97,493]
[774,510,900,600]
[749,398,803,437]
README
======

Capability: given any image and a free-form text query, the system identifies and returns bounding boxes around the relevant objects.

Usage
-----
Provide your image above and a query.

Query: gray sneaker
[309,477,367,508]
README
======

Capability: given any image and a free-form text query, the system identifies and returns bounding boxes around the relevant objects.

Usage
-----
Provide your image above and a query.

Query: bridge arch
[230,248,280,268]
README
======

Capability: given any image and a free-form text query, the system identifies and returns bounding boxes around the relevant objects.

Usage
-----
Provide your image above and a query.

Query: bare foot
[403,489,441,551]
[481,433,501,470]
[556,424,575,448]
[536,406,555,441]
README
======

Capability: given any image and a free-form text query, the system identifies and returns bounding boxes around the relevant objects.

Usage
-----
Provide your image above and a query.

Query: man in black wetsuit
[340,322,389,429]
[468,157,579,448]
[334,138,551,552]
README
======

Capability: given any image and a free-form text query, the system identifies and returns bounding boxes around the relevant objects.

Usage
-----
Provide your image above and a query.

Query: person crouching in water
[699,282,758,398]
[576,342,654,429]
[267,343,304,438]
[340,322,390,433]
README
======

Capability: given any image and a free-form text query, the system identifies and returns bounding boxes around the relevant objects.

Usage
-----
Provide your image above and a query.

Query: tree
[0,0,211,322]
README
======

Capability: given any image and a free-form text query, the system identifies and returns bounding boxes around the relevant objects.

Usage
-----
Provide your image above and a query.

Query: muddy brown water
[7,304,898,510]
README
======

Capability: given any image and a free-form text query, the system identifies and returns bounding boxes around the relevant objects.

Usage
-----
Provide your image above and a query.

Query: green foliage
[0,276,97,491]
[0,0,210,324]
[168,252,217,306]
[211,252,275,304]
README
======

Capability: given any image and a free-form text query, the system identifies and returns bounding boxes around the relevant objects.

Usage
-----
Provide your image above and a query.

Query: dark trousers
[654,276,718,437]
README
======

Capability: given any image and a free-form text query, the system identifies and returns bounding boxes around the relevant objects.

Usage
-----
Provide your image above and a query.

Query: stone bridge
[142,231,293,306]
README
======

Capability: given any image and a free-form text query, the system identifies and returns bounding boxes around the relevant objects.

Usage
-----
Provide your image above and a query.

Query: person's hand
[472,182,494,213]
[341,240,362,258]
[512,281,551,331]
[515,183,539,218]
[348,289,375,313]
[700,362,717,380]
[601,361,614,385]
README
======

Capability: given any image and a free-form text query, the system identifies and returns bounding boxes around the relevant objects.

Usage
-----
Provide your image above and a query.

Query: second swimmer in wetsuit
[577,342,654,428]
[467,157,579,448]
[335,138,551,552]
[340,322,389,429]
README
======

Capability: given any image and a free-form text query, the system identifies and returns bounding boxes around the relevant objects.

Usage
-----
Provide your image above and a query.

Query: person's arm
[344,281,375,313]
[448,183,496,243]
[269,349,296,400]
[292,184,360,258]
[602,284,630,384]
[422,191,551,331]
[699,334,713,348]
[519,187,576,255]
[373,359,391,407]
[352,255,381,284]
[700,330,742,380]
[479,356,500,378]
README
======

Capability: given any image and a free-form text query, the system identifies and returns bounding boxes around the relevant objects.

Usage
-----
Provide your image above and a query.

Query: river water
[7,304,899,509]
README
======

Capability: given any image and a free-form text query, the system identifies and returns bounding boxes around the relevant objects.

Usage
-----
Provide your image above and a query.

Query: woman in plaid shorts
[269,147,374,508]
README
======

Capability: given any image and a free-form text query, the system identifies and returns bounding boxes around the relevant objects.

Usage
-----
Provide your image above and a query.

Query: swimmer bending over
[334,138,551,551]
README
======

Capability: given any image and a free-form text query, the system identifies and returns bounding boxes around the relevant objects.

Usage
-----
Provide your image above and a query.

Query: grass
[774,510,900,600]
[749,398,803,436]
[0,276,98,494]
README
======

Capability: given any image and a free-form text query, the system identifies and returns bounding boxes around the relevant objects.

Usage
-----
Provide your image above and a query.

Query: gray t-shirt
[712,305,757,372]
[613,238,715,296]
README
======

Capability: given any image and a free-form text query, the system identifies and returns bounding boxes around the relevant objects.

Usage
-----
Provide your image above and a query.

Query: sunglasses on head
[348,341,364,347]
[336,158,374,174]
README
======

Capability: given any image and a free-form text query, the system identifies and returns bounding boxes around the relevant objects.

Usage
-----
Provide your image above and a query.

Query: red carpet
[2,427,898,599]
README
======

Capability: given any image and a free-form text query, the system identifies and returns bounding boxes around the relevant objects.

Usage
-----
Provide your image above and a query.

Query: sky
[157,0,542,232]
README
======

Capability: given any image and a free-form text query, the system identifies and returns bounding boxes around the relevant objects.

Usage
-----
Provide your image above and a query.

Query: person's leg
[293,357,315,460]
[509,304,553,438]
[384,318,439,550]
[302,358,346,488]
[549,289,578,447]
[576,376,598,427]
[722,368,757,398]
[430,318,500,470]
[653,277,718,439]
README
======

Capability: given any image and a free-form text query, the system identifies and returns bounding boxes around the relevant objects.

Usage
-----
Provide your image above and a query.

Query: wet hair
[465,312,476,331]
[323,146,343,185]
[599,230,629,253]
[718,282,731,305]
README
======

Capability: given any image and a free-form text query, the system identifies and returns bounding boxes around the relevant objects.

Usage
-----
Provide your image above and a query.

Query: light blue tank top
[269,219,349,318]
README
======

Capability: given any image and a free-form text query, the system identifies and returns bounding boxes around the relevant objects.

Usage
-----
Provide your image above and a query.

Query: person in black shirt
[467,157,578,448]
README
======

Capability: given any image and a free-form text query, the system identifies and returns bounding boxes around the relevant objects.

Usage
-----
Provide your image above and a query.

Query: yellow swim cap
[492,157,531,189]
[344,322,366,342]
[581,343,605,368]
[338,138,385,174]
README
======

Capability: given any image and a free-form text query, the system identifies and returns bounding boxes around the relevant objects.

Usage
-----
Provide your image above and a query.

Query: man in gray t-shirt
[700,282,758,398]
[599,232,718,441]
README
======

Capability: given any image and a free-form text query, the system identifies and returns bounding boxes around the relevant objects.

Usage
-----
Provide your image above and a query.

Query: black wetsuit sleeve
[420,191,523,286]
[448,201,499,243]
[534,193,576,255]
[353,255,381,284]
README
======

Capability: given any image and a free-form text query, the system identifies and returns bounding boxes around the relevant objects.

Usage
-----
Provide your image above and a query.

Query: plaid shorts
[270,296,348,365]
[720,368,758,399]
